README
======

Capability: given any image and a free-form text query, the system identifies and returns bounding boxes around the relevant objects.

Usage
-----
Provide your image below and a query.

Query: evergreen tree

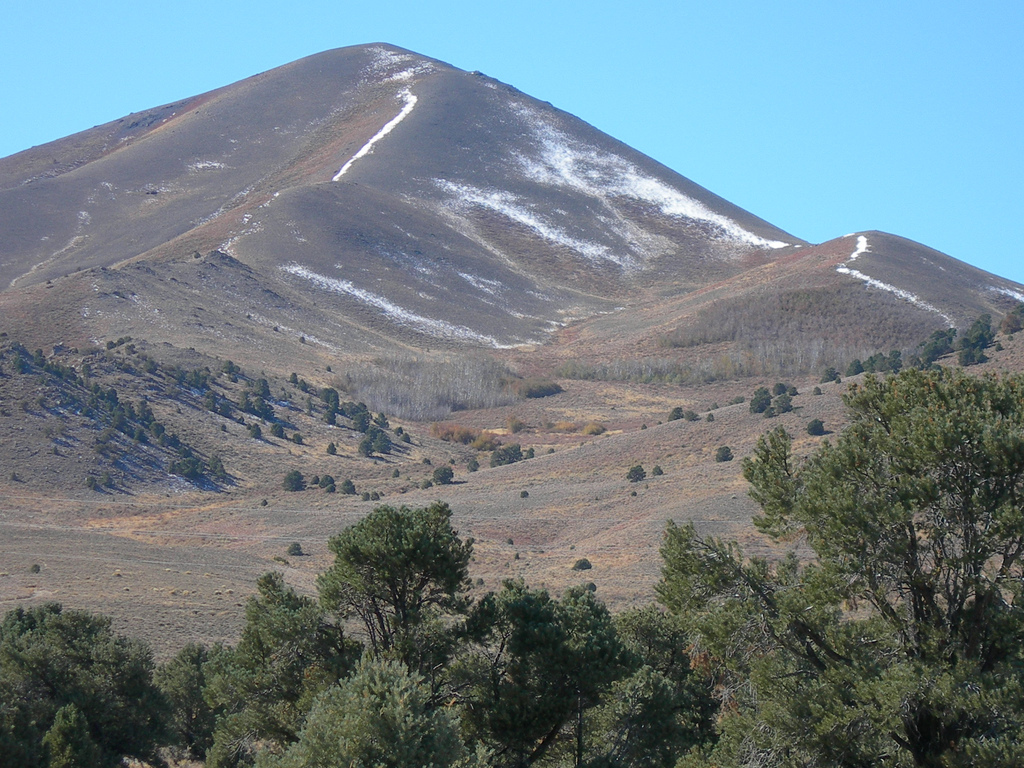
[660,369,1024,767]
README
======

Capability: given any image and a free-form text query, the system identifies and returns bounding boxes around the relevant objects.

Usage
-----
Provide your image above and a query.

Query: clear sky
[3,1,1022,283]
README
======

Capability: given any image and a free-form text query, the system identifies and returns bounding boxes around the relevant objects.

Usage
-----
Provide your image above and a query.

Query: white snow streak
[512,108,789,250]
[282,263,518,347]
[847,235,869,263]
[993,286,1024,303]
[437,181,632,268]
[836,236,955,326]
[332,89,417,181]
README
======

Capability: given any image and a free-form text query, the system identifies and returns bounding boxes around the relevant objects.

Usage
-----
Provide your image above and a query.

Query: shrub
[467,458,479,472]
[430,423,479,444]
[506,415,526,434]
[520,490,529,498]
[287,542,303,557]
[512,378,563,398]
[772,382,788,396]
[715,446,734,462]
[773,393,793,414]
[471,432,501,451]
[813,386,823,396]
[807,418,825,436]
[282,470,305,491]
[490,444,523,467]
[651,465,664,476]
[750,387,772,414]
[706,413,715,422]
[572,558,593,571]
[420,479,434,490]
[626,465,646,483]
[339,479,356,495]
[820,367,841,383]
[319,475,335,488]
[326,442,336,455]
[668,407,684,421]
[432,466,454,485]
[291,433,303,445]
[582,421,606,436]
[271,423,285,438]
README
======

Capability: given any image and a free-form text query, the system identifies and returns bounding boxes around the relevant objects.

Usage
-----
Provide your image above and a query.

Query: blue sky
[3,1,1022,283]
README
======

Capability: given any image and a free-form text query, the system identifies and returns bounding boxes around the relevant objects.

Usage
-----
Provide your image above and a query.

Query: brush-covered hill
[3,43,1024,653]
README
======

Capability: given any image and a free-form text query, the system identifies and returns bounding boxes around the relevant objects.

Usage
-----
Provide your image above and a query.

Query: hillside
[2,43,1024,655]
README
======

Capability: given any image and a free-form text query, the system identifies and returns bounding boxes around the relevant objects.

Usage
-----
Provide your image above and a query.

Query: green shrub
[651,465,664,476]
[750,387,771,414]
[326,442,336,455]
[467,458,479,472]
[287,542,303,557]
[715,446,734,462]
[520,490,529,498]
[282,470,305,491]
[626,465,646,483]
[807,418,825,436]
[572,558,592,571]
[339,479,356,495]
[490,444,523,467]
[432,466,454,485]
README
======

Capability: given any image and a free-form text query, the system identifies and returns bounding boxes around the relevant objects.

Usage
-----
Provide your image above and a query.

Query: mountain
[2,44,1024,653]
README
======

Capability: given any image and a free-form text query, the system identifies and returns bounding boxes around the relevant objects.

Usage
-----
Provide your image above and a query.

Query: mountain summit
[0,44,1020,361]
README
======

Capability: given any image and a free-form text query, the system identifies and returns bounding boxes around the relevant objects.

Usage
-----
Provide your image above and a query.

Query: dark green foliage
[287,542,304,557]
[42,704,102,768]
[282,470,305,491]
[661,369,1024,767]
[317,502,472,672]
[248,422,262,439]
[651,465,664,476]
[155,643,221,760]
[771,382,787,396]
[749,387,771,414]
[0,604,166,768]
[204,573,359,767]
[956,314,994,366]
[845,358,864,376]
[772,391,792,413]
[432,465,454,485]
[270,423,285,439]
[257,656,465,768]
[208,454,227,481]
[919,327,957,366]
[626,465,646,483]
[467,457,480,472]
[290,433,303,445]
[317,475,334,489]
[326,441,336,455]
[490,443,523,467]
[714,446,733,462]
[806,418,825,436]
[168,454,205,481]
[572,558,593,571]
[668,406,699,421]
[819,366,840,383]
[339,479,356,495]
[455,581,626,765]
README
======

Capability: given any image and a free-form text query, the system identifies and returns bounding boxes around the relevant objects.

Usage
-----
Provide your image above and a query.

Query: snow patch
[511,106,789,250]
[836,236,955,326]
[847,235,869,262]
[333,89,417,181]
[993,286,1024,303]
[437,180,634,268]
[188,160,226,172]
[281,263,523,347]
[458,272,504,295]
